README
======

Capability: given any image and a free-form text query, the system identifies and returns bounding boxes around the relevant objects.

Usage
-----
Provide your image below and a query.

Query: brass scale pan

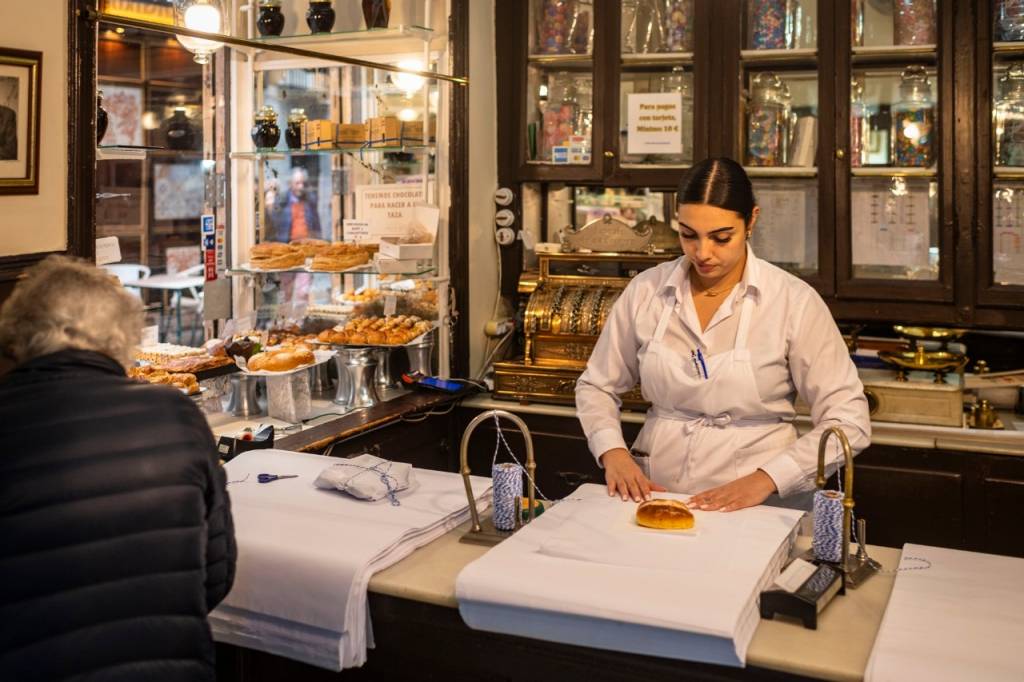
[526,285,622,336]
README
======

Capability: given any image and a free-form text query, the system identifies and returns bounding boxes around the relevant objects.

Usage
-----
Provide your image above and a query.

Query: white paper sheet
[993,186,1024,285]
[210,449,491,670]
[866,544,1024,682]
[456,484,802,667]
[852,182,931,267]
[751,187,810,265]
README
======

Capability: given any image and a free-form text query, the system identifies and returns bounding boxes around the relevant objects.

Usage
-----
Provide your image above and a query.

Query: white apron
[634,286,802,507]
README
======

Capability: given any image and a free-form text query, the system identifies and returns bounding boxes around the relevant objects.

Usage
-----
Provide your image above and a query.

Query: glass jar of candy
[995,63,1024,166]
[362,0,391,29]
[166,107,196,150]
[535,0,575,55]
[748,0,787,50]
[892,66,935,167]
[97,91,108,144]
[661,0,694,52]
[850,77,869,167]
[746,72,790,166]
[306,0,336,34]
[251,105,281,151]
[893,0,936,46]
[540,74,579,161]
[285,108,308,150]
[997,0,1024,42]
[257,0,284,37]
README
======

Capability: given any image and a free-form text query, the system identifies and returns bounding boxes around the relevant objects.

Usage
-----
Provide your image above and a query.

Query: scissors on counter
[258,473,299,484]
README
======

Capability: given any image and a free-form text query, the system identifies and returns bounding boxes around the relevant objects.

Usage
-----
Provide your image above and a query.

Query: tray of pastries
[128,365,201,396]
[310,242,373,272]
[248,242,307,270]
[316,315,433,347]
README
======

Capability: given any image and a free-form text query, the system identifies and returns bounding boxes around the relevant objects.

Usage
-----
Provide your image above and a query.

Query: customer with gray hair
[0,256,236,682]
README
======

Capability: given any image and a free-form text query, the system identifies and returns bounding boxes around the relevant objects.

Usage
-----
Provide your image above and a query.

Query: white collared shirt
[575,246,871,496]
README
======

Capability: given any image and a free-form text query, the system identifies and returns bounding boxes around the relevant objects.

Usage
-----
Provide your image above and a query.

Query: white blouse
[575,246,872,496]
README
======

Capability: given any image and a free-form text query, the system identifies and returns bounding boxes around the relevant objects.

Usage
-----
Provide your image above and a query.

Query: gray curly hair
[0,255,144,368]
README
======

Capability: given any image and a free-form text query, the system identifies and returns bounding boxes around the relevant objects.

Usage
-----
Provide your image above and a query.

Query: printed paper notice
[627,93,683,155]
[355,183,429,243]
[751,189,809,264]
[993,186,1024,285]
[851,183,930,267]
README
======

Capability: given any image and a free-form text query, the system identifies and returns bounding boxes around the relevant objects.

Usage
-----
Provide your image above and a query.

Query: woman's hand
[600,448,666,502]
[688,469,777,512]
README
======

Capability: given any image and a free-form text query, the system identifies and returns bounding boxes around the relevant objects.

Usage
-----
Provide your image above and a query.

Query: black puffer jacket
[0,350,236,681]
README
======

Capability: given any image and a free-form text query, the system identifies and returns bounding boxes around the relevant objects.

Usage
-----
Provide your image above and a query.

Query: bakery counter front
[457,396,1024,559]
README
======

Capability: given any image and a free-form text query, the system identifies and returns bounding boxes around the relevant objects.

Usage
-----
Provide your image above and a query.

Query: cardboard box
[374,253,432,274]
[367,116,436,145]
[301,120,337,150]
[379,237,435,260]
[337,122,367,145]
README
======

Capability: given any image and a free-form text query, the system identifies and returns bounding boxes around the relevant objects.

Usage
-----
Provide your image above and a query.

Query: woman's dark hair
[676,157,757,224]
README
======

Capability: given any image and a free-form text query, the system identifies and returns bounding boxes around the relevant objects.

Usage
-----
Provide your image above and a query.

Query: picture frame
[0,47,41,195]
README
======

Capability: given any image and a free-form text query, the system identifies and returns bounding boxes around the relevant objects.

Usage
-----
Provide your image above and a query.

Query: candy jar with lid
[256,0,284,37]
[285,108,308,150]
[166,106,196,150]
[995,63,1024,166]
[251,105,281,151]
[536,0,574,55]
[850,77,869,167]
[662,0,693,52]
[893,0,936,46]
[892,65,935,167]
[748,0,787,50]
[306,0,336,34]
[997,0,1024,42]
[746,72,789,166]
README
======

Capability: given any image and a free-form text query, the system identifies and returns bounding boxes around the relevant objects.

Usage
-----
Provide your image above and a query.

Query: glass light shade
[174,0,225,65]
[393,60,426,95]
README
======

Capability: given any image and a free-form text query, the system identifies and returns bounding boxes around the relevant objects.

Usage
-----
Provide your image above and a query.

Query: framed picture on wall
[0,47,41,195]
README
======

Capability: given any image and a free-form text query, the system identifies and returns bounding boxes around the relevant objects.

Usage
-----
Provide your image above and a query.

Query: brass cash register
[493,215,679,407]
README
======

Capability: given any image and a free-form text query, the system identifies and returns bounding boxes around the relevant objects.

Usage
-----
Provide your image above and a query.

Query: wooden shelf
[740,48,817,66]
[744,166,818,178]
[851,167,937,178]
[621,52,694,67]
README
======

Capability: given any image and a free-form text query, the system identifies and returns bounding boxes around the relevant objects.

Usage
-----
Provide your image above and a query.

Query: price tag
[383,294,398,317]
[343,219,371,243]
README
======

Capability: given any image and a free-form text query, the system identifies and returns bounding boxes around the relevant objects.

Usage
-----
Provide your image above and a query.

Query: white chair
[103,263,151,295]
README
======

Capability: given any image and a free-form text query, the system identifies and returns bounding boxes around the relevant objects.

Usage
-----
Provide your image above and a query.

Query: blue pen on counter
[697,348,709,380]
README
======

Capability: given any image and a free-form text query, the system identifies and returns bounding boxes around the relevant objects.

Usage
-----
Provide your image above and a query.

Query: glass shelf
[526,54,593,68]
[253,25,433,53]
[994,167,1024,179]
[744,166,817,178]
[851,45,936,58]
[228,264,437,277]
[231,144,435,160]
[621,52,694,66]
[739,48,817,65]
[851,166,937,177]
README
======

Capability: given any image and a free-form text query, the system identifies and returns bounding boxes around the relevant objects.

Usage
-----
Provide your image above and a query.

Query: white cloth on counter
[866,544,1024,682]
[456,483,802,667]
[314,454,416,502]
[209,448,491,671]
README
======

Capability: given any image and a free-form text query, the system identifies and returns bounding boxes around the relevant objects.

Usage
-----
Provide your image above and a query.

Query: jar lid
[258,0,282,6]
[288,108,308,123]
[750,72,786,104]
[899,65,932,103]
[851,76,864,101]
[254,105,278,122]
[999,62,1024,99]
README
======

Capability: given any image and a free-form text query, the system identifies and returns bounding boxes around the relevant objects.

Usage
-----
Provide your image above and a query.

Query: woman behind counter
[576,158,870,511]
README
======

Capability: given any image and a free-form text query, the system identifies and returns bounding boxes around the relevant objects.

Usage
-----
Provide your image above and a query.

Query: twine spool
[492,462,524,531]
[812,489,844,563]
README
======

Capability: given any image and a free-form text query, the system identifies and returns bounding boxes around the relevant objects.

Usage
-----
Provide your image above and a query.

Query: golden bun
[247,348,315,372]
[636,499,694,530]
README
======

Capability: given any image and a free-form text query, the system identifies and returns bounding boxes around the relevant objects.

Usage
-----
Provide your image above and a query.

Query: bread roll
[636,499,694,530]
[248,348,315,372]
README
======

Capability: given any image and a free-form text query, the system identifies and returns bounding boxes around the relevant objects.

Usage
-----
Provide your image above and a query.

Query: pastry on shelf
[152,354,234,374]
[289,238,329,258]
[340,287,381,304]
[316,315,432,346]
[250,242,306,270]
[246,347,316,373]
[127,366,201,395]
[134,343,205,365]
[309,242,372,272]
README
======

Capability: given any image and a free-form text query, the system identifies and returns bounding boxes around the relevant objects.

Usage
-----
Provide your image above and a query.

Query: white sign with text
[627,92,683,155]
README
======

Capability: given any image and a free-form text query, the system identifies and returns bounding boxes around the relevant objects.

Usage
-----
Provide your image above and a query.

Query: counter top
[461,395,1024,457]
[208,390,465,453]
[369,520,900,682]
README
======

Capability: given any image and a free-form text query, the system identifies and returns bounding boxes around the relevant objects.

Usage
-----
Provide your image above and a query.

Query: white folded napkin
[314,454,416,504]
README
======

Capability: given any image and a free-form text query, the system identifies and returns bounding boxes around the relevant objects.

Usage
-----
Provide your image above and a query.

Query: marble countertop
[369,522,900,682]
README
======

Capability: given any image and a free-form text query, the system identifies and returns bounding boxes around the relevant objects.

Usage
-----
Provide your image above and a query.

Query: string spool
[812,489,844,563]
[492,462,524,531]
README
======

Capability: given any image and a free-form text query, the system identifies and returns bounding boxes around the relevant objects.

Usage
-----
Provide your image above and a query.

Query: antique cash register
[493,215,678,407]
